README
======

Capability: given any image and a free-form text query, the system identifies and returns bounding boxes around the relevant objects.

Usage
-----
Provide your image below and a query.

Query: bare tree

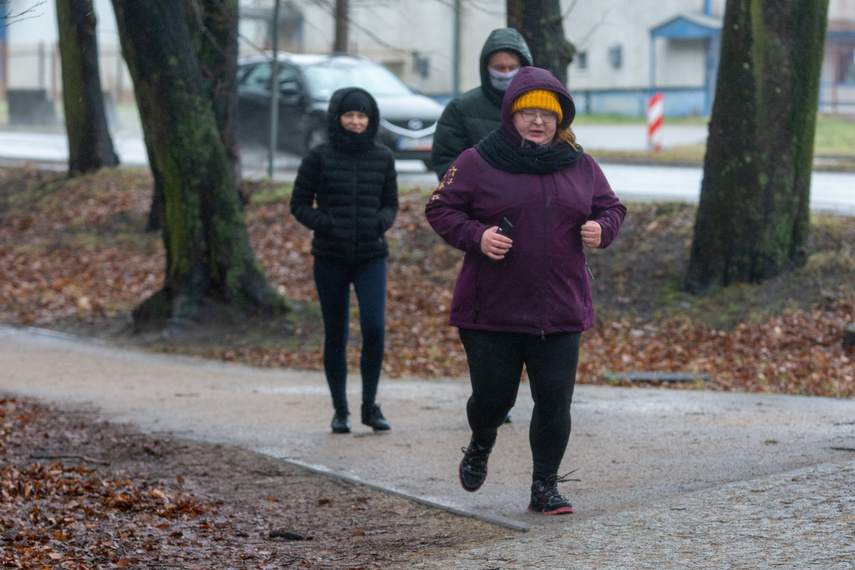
[0,1,46,25]
[56,0,118,176]
[111,0,289,334]
[507,0,575,84]
[685,0,829,295]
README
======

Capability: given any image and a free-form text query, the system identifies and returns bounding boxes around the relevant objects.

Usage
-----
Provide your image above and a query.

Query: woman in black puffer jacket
[290,87,398,435]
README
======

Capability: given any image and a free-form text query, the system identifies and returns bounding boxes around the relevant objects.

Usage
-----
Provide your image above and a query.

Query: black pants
[314,257,387,415]
[458,328,581,481]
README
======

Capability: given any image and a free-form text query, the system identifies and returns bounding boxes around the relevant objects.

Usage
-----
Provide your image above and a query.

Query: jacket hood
[326,87,380,140]
[500,66,576,144]
[479,28,533,104]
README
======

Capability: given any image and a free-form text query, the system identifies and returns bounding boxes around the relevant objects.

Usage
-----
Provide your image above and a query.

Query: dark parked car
[236,53,444,167]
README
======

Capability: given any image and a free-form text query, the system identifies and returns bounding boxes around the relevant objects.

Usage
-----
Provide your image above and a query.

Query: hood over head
[501,66,575,145]
[327,87,380,138]
[338,89,375,115]
[479,28,533,104]
[326,87,380,153]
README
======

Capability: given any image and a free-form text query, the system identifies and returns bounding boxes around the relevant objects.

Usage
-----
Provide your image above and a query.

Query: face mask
[488,67,519,91]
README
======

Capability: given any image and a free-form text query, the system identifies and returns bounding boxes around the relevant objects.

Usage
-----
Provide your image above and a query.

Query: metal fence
[0,43,135,104]
[820,82,855,115]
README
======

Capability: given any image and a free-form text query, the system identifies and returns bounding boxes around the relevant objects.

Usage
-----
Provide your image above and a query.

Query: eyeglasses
[517,109,559,123]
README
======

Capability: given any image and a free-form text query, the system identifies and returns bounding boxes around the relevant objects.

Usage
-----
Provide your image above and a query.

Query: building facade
[2,0,854,116]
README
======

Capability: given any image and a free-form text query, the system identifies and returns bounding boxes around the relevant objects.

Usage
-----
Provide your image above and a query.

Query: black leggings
[314,257,387,415]
[458,328,580,481]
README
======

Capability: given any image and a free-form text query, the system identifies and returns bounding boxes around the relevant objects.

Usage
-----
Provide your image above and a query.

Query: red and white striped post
[647,92,664,152]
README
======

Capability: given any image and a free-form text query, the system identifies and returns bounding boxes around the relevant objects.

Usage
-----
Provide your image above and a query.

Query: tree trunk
[56,0,119,176]
[334,0,349,53]
[144,0,243,232]
[507,0,575,85]
[685,0,829,296]
[111,0,289,334]
[146,0,243,232]
[187,0,242,191]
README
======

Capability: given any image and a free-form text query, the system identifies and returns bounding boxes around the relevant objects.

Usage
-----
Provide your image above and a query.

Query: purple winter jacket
[425,67,626,335]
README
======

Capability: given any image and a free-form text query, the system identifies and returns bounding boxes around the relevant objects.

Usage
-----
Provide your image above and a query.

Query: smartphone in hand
[497,217,513,237]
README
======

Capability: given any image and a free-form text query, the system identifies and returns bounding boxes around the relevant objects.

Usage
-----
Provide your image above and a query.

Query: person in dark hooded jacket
[430,28,532,180]
[425,67,626,515]
[291,87,398,434]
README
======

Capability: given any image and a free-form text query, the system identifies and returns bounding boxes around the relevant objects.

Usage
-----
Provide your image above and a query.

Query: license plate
[397,135,433,151]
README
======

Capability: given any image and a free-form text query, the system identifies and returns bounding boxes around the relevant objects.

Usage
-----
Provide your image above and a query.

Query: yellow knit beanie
[510,90,563,122]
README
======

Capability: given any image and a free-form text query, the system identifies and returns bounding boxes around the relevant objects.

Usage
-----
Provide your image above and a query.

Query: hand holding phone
[497,217,513,237]
[482,217,514,261]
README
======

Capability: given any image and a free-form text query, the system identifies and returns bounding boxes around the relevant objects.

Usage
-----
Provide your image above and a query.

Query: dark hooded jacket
[430,28,532,180]
[290,87,398,263]
[425,67,626,335]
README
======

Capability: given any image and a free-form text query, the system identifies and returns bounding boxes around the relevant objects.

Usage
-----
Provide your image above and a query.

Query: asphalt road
[2,125,854,214]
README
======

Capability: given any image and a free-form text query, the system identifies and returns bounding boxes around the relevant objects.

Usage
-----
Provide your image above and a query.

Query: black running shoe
[331,411,351,434]
[528,473,575,515]
[361,402,391,431]
[458,438,493,492]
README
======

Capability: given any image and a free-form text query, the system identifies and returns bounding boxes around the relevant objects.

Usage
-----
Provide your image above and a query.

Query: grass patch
[814,114,855,156]
[244,180,293,203]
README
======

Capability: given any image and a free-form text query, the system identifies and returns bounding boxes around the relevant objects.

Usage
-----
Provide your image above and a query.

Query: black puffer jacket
[430,28,532,180]
[290,87,398,263]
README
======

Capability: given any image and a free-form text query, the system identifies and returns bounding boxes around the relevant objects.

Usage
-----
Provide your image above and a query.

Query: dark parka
[425,67,626,336]
[430,28,532,180]
[290,87,398,264]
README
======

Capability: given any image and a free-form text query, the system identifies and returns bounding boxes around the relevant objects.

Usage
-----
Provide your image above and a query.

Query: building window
[608,44,622,68]
[840,46,855,83]
[576,51,588,70]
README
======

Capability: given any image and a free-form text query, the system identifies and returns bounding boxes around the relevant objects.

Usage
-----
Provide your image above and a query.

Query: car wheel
[305,123,327,154]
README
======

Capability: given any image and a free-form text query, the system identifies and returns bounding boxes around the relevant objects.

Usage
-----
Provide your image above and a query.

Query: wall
[4,0,853,115]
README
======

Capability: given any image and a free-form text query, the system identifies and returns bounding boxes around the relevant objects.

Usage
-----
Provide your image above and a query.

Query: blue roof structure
[651,12,722,39]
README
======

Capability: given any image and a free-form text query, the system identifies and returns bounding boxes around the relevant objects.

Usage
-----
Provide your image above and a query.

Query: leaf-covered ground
[1,165,853,397]
[0,396,510,568]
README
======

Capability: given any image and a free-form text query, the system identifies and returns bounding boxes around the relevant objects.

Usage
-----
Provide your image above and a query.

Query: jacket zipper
[540,176,548,340]
[473,257,483,323]
[350,160,358,258]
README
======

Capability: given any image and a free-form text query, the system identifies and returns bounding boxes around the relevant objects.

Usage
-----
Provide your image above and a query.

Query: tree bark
[334,0,349,53]
[187,0,242,190]
[507,0,575,85]
[685,0,829,296]
[112,0,289,333]
[56,0,119,176]
[146,0,243,232]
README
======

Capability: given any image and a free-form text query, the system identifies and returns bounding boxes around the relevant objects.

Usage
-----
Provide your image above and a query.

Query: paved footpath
[1,325,854,568]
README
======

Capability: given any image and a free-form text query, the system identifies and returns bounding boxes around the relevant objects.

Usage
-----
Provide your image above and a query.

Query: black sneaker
[458,438,493,492]
[331,411,351,434]
[528,473,575,515]
[361,403,391,431]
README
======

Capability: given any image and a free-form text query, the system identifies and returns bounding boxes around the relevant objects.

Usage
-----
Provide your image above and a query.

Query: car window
[240,63,298,90]
[302,62,412,99]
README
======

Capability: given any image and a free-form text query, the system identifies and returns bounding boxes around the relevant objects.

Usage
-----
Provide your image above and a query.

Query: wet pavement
[1,326,854,567]
[3,124,855,215]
